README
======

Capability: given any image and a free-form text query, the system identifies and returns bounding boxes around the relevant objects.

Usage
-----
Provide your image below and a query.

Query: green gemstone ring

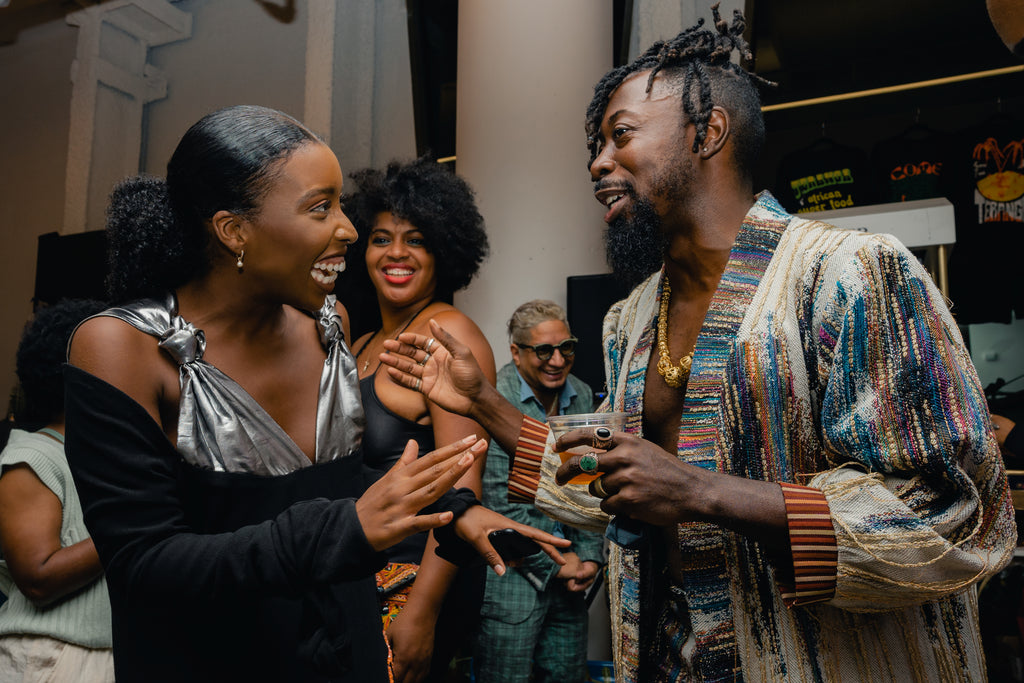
[579,452,600,474]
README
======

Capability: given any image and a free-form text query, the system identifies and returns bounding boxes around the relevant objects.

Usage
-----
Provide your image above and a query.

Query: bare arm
[0,464,103,606]
[335,299,353,346]
[387,311,496,683]
[381,318,526,456]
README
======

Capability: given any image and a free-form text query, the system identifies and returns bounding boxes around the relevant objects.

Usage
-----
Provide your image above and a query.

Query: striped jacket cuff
[777,481,838,606]
[508,414,548,503]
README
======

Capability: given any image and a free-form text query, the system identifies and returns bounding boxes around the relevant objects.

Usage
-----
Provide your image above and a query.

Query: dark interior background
[747,0,1024,192]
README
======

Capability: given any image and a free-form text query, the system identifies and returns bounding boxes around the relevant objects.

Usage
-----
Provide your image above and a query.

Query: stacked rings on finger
[414,378,422,392]
[591,476,610,499]
[593,426,614,450]
[579,452,600,474]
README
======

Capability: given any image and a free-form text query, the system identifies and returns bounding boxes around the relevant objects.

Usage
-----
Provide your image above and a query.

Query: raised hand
[452,505,572,576]
[380,319,488,417]
[356,435,485,551]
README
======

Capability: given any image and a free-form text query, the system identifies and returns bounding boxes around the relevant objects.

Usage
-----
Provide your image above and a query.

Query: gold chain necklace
[656,276,694,388]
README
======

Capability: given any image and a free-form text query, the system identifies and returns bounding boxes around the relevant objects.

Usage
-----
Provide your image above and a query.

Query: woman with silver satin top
[62,105,569,683]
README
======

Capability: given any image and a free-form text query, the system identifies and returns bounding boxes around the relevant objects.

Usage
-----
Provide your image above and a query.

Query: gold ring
[591,476,610,499]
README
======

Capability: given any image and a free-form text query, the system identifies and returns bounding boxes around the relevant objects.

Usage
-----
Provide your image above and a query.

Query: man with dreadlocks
[380,5,1015,681]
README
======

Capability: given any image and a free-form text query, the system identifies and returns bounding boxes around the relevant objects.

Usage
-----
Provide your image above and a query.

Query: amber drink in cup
[546,412,627,485]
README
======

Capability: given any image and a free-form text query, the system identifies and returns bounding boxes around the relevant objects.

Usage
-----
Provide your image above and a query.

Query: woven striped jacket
[511,193,1015,682]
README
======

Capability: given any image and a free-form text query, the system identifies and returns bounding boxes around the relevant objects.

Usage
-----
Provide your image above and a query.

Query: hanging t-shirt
[870,125,953,203]
[947,115,1024,324]
[774,138,871,214]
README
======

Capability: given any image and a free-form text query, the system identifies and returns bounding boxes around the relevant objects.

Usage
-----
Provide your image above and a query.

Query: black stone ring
[593,426,614,450]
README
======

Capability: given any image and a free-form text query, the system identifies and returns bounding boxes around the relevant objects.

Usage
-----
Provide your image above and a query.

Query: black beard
[603,196,666,289]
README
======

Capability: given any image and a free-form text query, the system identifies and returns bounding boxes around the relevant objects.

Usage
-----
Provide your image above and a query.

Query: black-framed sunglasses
[515,337,578,361]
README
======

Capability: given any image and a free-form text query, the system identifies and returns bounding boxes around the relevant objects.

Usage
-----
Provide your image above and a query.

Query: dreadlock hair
[585,3,774,182]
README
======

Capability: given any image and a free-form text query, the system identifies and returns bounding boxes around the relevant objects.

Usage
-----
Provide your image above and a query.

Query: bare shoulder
[68,315,173,422]
[332,298,352,342]
[428,306,483,339]
[424,306,496,378]
[69,315,151,372]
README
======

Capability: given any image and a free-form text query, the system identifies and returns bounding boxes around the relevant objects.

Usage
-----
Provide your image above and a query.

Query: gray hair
[507,299,570,345]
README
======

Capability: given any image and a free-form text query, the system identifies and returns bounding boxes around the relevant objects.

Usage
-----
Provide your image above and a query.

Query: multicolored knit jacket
[509,193,1015,682]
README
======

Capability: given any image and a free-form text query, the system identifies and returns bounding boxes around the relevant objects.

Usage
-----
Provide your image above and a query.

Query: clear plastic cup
[546,411,627,485]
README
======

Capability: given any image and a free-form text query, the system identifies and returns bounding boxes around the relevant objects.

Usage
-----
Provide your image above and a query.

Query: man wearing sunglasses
[474,300,604,683]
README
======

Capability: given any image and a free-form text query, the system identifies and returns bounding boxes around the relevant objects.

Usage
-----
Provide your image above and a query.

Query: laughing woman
[64,107,565,683]
[344,158,496,683]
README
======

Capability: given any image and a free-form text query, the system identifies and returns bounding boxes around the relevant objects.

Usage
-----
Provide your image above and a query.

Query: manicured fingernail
[462,434,477,444]
[494,564,505,576]
[459,453,474,466]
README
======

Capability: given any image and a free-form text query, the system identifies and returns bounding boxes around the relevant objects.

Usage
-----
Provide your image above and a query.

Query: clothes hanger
[985,96,1017,127]
[802,121,840,152]
[896,108,938,141]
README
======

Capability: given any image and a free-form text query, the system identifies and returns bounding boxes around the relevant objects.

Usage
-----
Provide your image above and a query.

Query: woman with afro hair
[343,157,495,683]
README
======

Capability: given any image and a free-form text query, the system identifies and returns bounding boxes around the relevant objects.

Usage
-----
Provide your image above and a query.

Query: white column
[455,0,614,361]
[63,0,191,233]
[304,0,336,144]
[329,0,417,174]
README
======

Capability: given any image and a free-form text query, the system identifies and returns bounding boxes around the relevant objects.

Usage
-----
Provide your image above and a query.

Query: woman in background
[65,106,566,683]
[0,299,111,682]
[344,158,495,683]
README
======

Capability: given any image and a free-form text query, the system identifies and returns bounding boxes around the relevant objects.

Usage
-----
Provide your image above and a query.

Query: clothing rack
[762,65,1024,113]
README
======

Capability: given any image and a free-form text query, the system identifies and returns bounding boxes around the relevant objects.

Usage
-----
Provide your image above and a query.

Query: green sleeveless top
[0,428,112,647]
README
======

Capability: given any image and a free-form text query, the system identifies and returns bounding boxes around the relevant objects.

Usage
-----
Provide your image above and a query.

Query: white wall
[971,318,1024,397]
[142,0,307,178]
[0,17,77,411]
[455,0,615,367]
[0,0,417,411]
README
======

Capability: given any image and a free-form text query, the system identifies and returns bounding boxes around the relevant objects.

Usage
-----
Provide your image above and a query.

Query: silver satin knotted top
[92,293,365,475]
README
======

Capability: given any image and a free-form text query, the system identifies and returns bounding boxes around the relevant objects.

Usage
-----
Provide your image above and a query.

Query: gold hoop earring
[236,250,245,272]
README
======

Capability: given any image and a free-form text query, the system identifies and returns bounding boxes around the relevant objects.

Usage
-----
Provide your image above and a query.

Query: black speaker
[566,273,631,402]
[33,230,108,306]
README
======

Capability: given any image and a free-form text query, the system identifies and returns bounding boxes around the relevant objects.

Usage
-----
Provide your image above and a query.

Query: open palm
[381,319,488,416]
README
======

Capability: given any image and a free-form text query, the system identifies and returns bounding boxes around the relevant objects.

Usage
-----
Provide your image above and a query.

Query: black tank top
[358,374,435,470]
[358,374,435,563]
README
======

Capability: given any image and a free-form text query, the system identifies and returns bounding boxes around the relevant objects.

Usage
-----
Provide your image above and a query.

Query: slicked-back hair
[343,156,489,300]
[105,105,322,303]
[585,3,773,181]
[507,300,570,345]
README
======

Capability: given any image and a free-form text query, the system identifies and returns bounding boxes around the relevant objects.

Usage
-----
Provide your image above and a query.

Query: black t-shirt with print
[947,115,1024,324]
[870,125,953,203]
[774,138,871,214]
